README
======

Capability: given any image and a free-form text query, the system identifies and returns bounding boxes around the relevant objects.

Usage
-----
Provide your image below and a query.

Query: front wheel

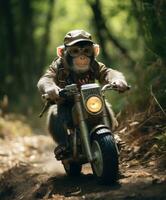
[91,133,119,184]
[63,161,82,177]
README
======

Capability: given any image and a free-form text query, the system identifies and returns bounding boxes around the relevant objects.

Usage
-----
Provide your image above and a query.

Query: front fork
[102,95,120,155]
[74,94,94,163]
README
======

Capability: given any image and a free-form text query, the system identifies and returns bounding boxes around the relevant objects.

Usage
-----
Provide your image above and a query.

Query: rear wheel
[63,161,82,177]
[91,133,119,184]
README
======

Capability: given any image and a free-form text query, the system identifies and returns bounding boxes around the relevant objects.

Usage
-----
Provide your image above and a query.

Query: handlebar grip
[59,89,68,98]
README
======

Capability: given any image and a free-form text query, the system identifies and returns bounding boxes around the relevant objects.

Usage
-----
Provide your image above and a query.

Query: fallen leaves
[0,115,33,139]
[0,135,54,174]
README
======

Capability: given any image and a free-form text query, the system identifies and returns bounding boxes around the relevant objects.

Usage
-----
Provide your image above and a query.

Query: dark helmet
[64,29,94,46]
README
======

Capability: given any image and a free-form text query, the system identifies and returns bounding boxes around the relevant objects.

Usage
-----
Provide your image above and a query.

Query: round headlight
[86,96,103,113]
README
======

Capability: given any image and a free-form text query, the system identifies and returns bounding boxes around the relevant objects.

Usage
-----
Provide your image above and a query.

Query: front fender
[90,124,120,155]
[90,125,112,139]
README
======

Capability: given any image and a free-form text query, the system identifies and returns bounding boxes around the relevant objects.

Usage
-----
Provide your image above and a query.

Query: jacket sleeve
[37,59,58,94]
[97,62,127,84]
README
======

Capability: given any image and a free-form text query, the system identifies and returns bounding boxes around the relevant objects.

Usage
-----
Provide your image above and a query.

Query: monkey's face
[65,42,94,73]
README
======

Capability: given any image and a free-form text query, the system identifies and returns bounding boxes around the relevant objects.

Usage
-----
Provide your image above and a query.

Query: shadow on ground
[0,162,166,200]
[0,163,119,200]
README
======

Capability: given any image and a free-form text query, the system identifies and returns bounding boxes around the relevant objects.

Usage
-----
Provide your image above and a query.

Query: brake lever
[114,84,131,93]
[39,93,55,118]
[102,83,131,92]
[38,101,51,118]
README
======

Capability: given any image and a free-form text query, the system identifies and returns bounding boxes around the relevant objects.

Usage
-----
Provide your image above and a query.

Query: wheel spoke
[92,141,103,177]
[91,133,119,183]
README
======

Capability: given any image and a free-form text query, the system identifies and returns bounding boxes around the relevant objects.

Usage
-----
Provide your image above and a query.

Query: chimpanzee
[37,29,128,159]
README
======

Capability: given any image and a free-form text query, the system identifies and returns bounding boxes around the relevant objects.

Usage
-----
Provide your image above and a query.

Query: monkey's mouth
[73,57,90,72]
[77,64,89,68]
[75,60,89,66]
[73,64,90,73]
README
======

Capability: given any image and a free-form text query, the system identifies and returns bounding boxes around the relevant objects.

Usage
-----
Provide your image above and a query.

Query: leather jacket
[37,57,126,94]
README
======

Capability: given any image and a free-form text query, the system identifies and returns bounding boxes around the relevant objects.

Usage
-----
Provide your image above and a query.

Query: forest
[1,0,165,112]
[0,0,166,200]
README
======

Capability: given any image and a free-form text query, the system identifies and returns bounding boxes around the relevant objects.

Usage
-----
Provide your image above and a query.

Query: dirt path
[0,135,165,200]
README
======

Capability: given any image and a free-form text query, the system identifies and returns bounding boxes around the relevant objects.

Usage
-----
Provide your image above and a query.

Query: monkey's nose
[79,55,86,60]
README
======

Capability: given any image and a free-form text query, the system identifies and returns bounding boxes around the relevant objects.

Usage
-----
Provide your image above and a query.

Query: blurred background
[0,0,166,132]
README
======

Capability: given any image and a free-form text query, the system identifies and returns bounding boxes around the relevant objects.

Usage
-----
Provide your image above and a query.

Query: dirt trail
[0,135,165,200]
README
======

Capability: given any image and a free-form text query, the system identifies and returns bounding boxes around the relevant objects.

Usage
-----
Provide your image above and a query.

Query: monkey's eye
[83,46,93,56]
[67,47,80,57]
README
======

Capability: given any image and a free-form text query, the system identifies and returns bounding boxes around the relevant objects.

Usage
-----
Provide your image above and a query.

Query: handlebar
[42,86,76,101]
[40,83,130,118]
[42,83,131,101]
[101,83,131,92]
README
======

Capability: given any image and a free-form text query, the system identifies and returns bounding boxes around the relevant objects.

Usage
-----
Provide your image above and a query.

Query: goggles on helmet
[66,46,94,57]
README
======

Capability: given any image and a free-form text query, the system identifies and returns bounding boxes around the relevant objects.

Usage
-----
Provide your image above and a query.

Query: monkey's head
[57,30,100,74]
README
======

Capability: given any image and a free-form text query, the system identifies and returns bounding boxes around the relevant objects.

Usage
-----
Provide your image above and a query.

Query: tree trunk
[87,0,134,64]
[38,0,55,74]
[0,0,17,95]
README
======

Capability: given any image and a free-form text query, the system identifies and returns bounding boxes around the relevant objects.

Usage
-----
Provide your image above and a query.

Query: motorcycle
[41,83,129,184]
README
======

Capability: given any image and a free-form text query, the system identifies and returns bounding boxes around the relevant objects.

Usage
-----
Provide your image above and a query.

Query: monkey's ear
[57,45,65,58]
[93,44,100,57]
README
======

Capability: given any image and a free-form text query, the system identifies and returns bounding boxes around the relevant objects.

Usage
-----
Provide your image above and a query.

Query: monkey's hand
[44,85,61,101]
[110,79,129,92]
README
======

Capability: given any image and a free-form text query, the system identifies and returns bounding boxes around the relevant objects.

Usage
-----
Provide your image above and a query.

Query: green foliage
[131,0,166,109]
[48,0,93,62]
[0,0,165,114]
